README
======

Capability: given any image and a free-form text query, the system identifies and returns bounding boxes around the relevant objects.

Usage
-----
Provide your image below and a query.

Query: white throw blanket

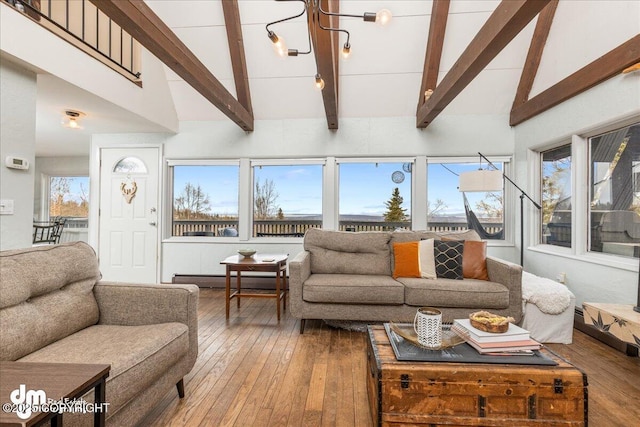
[522,272,574,315]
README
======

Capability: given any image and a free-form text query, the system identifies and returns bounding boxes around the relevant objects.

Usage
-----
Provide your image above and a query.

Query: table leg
[276,265,281,321]
[282,266,288,312]
[225,266,231,320]
[236,270,241,309]
[94,377,107,427]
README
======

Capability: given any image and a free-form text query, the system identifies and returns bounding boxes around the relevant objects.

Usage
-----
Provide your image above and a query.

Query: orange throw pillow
[463,240,489,280]
[392,241,421,279]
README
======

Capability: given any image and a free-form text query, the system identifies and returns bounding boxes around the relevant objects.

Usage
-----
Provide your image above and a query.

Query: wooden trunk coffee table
[0,362,110,427]
[221,254,288,321]
[366,325,588,426]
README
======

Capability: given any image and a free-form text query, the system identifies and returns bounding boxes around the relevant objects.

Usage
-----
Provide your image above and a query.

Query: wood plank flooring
[141,288,640,426]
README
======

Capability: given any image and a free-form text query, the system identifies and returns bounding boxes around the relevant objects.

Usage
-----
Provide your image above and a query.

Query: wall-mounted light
[61,110,85,129]
[314,73,325,90]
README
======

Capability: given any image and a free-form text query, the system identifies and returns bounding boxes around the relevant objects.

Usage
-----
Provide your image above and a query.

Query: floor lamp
[635,257,640,313]
[459,152,541,267]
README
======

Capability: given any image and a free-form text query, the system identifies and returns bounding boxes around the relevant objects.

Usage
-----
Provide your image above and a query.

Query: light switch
[0,199,14,215]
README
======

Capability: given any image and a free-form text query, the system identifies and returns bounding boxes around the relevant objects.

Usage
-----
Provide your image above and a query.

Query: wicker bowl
[469,311,515,333]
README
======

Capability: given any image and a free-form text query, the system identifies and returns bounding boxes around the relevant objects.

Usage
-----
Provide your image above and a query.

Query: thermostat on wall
[5,156,29,170]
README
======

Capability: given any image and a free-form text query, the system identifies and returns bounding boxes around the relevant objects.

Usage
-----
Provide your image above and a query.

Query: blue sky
[173,162,504,218]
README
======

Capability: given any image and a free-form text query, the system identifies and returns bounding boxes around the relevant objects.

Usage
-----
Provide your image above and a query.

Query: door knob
[149,222,157,226]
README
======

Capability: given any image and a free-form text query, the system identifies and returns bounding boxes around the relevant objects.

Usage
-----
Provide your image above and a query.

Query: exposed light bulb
[376,9,392,26]
[61,110,84,130]
[314,74,325,90]
[268,31,287,57]
[341,43,351,60]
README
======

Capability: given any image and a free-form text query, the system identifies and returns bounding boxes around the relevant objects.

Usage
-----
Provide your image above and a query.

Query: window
[49,176,89,227]
[541,145,572,247]
[252,163,323,237]
[338,161,412,231]
[171,164,239,237]
[589,123,640,258]
[427,161,504,239]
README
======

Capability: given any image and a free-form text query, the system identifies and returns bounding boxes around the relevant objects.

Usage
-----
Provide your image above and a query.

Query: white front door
[99,147,159,283]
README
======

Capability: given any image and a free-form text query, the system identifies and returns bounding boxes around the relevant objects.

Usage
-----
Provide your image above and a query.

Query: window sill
[529,244,638,272]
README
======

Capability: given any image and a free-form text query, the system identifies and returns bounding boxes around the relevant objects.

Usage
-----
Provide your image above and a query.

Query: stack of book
[452,319,542,355]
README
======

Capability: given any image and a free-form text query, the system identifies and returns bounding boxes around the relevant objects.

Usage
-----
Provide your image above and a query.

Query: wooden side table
[0,362,110,427]
[582,302,640,348]
[221,254,288,321]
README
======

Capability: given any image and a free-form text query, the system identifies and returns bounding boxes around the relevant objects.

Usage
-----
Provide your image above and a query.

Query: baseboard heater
[574,306,638,357]
[172,274,287,290]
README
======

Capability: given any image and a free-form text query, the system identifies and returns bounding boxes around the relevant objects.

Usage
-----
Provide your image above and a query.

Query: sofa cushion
[392,242,421,279]
[303,274,404,304]
[418,239,436,279]
[399,278,510,308]
[434,240,464,280]
[0,242,101,361]
[462,240,489,280]
[18,323,189,414]
[390,229,481,245]
[304,228,392,275]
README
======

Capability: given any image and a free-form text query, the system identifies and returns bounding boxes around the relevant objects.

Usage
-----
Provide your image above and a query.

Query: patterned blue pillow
[434,240,464,280]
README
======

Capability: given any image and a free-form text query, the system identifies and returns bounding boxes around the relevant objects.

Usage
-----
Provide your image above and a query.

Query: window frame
[531,117,640,271]
[39,173,90,223]
[166,159,241,240]
[426,156,512,245]
[250,159,326,239]
[336,157,415,231]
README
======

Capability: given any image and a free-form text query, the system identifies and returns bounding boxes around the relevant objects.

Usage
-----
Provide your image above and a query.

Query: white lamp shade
[458,170,503,192]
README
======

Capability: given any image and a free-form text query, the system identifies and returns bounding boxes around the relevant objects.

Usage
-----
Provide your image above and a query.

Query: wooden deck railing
[172,219,503,238]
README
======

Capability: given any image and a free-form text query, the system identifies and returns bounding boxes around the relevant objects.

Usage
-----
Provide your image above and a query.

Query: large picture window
[541,145,572,247]
[589,123,640,258]
[427,161,504,239]
[171,164,239,237]
[338,160,412,231]
[252,162,323,237]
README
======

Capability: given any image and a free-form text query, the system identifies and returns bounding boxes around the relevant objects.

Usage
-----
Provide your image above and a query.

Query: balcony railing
[5,0,141,82]
[172,219,503,238]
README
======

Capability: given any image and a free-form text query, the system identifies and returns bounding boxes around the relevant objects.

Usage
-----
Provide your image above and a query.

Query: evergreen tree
[384,187,407,221]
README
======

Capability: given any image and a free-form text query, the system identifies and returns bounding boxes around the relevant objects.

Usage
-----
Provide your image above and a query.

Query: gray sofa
[289,229,522,333]
[0,242,199,426]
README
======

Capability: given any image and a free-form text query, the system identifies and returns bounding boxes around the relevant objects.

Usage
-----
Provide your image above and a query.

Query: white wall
[0,59,37,250]
[515,74,640,306]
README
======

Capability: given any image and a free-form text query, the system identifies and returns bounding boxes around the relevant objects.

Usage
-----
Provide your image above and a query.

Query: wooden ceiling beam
[417,0,450,112]
[309,0,339,129]
[416,0,551,128]
[512,0,558,109]
[89,0,254,131]
[222,0,253,116]
[510,34,640,126]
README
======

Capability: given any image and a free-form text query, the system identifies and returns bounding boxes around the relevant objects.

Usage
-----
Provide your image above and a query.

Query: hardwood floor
[141,288,640,426]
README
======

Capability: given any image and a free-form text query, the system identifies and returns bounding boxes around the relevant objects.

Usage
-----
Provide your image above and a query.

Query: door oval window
[113,157,147,174]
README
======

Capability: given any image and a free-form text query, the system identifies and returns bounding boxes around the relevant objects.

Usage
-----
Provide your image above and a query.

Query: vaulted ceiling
[32,0,640,155]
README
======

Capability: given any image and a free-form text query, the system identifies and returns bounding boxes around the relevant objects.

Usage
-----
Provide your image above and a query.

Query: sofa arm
[288,251,311,318]
[485,256,523,322]
[94,282,199,365]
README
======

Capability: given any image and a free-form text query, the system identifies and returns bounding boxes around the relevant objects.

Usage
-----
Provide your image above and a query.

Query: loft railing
[4,0,142,82]
[172,219,504,238]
